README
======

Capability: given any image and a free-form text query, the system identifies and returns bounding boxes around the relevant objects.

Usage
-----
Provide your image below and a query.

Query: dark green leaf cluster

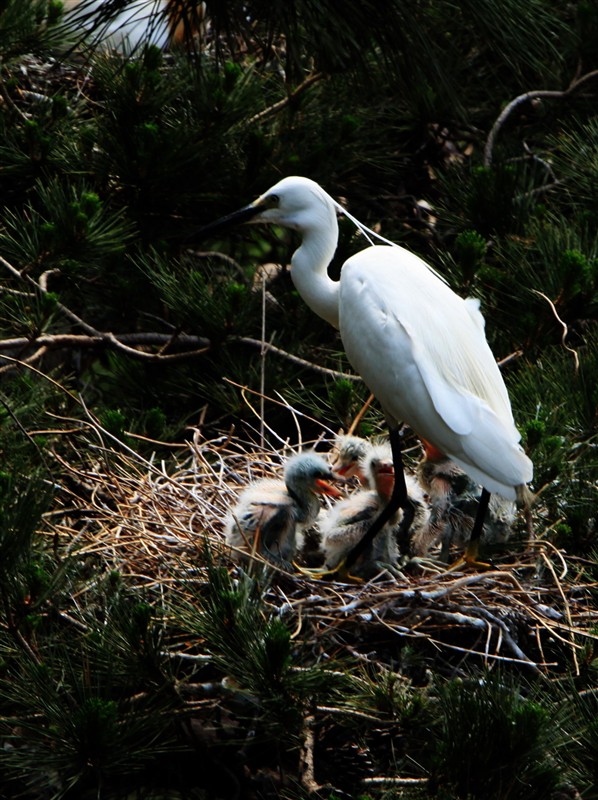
[0,582,182,798]
[428,676,565,799]
[183,565,348,740]
[0,3,596,794]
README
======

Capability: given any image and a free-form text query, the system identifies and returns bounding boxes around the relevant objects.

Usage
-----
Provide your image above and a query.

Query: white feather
[237,177,533,503]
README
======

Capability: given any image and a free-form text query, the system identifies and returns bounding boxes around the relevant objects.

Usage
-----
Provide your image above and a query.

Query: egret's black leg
[464,487,491,562]
[446,487,493,571]
[345,427,413,571]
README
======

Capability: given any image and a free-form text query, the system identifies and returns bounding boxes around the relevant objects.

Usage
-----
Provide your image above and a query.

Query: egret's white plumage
[63,0,172,51]
[320,443,428,577]
[224,451,341,567]
[62,0,207,52]
[244,177,532,502]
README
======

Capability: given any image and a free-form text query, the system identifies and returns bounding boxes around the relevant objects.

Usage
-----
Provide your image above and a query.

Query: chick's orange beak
[313,479,343,498]
[421,438,445,460]
[376,464,395,498]
[335,464,354,476]
[334,463,368,486]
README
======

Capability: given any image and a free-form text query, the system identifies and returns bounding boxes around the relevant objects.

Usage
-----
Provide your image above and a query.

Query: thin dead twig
[532,290,580,371]
[484,69,598,166]
[245,72,325,127]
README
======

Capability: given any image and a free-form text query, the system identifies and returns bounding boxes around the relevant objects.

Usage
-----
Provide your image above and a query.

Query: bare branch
[0,332,211,362]
[0,331,357,378]
[532,290,580,371]
[0,256,354,377]
[245,72,325,127]
[0,345,47,375]
[497,350,524,368]
[484,69,598,167]
[237,336,360,380]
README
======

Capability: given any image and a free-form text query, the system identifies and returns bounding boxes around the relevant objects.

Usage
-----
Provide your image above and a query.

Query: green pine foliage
[0,1,597,797]
[182,565,348,742]
[0,587,182,798]
[427,675,568,799]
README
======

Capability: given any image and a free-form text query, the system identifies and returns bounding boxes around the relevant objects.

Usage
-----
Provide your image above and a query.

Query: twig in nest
[298,712,320,793]
[539,550,580,675]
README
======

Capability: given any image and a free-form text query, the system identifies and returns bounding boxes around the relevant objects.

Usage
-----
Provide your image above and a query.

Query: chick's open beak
[313,478,343,498]
[373,463,394,496]
[335,463,355,477]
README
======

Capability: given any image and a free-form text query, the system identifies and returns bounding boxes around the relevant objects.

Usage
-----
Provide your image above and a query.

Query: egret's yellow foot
[446,541,493,572]
[293,561,344,579]
[332,558,365,583]
[294,558,364,582]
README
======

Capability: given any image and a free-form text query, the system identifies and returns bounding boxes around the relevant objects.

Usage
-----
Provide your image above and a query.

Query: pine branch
[0,329,358,378]
[0,59,29,122]
[484,69,598,166]
[0,254,100,336]
[244,71,325,127]
[2,257,360,395]
[0,253,359,377]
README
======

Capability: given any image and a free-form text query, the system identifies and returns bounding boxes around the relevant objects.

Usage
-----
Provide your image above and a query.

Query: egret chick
[225,451,341,568]
[201,176,533,571]
[412,441,514,562]
[295,434,370,567]
[320,444,428,579]
[329,434,370,484]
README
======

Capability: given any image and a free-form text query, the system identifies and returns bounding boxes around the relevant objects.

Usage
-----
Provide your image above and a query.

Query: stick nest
[46,428,598,678]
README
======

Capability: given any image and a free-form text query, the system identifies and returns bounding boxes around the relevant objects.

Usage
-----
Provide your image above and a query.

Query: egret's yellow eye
[265,193,279,207]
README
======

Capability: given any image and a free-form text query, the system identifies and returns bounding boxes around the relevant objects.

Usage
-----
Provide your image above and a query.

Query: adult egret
[204,176,533,570]
[224,451,342,568]
[412,441,514,562]
[320,443,429,579]
[62,0,206,52]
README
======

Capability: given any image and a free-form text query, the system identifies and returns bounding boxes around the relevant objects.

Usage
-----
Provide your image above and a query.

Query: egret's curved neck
[290,224,340,329]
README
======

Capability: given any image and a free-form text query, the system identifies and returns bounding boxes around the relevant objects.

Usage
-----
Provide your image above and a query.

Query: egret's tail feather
[516,483,535,508]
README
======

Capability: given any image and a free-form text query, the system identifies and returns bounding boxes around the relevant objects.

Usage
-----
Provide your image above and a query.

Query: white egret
[62,0,206,52]
[204,176,533,570]
[320,443,429,579]
[63,0,172,51]
[224,451,342,568]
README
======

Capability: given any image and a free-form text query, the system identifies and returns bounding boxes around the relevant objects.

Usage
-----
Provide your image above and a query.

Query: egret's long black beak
[188,201,263,243]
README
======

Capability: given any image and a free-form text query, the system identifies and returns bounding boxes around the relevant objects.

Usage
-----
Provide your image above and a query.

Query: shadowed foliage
[0,0,596,797]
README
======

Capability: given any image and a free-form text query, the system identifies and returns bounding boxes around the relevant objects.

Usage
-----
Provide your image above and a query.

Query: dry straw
[41,412,598,679]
